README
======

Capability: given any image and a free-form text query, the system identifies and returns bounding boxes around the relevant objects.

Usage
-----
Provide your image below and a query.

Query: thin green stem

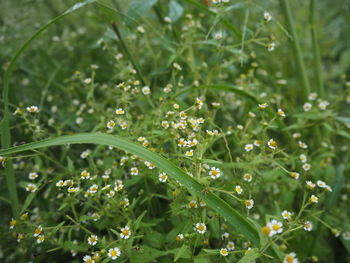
[309,0,324,97]
[280,0,310,101]
[111,21,147,86]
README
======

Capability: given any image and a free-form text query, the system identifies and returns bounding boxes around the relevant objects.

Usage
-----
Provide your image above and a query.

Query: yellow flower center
[262,226,271,236]
[272,224,280,231]
[286,255,294,263]
[110,250,117,257]
[198,225,205,231]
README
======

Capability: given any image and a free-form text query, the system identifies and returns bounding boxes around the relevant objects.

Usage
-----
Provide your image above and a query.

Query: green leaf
[334,116,350,125]
[237,248,260,263]
[0,133,259,245]
[174,244,189,262]
[126,0,158,21]
[168,0,183,23]
[50,221,65,237]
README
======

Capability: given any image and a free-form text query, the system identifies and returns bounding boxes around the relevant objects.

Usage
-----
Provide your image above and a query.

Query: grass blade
[279,0,310,101]
[0,133,259,245]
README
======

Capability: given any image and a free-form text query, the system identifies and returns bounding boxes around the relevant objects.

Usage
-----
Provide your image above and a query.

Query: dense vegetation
[1,0,350,262]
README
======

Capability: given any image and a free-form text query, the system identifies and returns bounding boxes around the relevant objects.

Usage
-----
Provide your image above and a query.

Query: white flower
[83,255,95,263]
[244,199,254,209]
[290,172,300,180]
[303,102,312,112]
[173,63,182,71]
[283,252,299,263]
[298,141,308,149]
[194,223,207,234]
[317,180,327,188]
[188,200,198,209]
[226,241,235,251]
[318,100,329,110]
[258,103,268,109]
[254,140,262,147]
[176,233,184,241]
[26,183,37,192]
[80,150,90,159]
[244,144,254,152]
[136,25,145,33]
[310,195,318,203]
[107,120,116,129]
[264,11,272,22]
[88,235,98,245]
[299,154,307,163]
[267,219,283,236]
[159,172,168,183]
[267,139,277,150]
[107,247,121,260]
[115,108,125,115]
[84,78,92,84]
[164,16,172,23]
[161,121,169,129]
[214,32,223,40]
[28,172,39,180]
[220,248,229,256]
[178,138,187,147]
[302,163,311,171]
[81,170,90,179]
[308,92,318,100]
[267,42,275,51]
[26,106,38,113]
[130,167,139,175]
[221,232,229,239]
[306,181,316,189]
[88,184,98,194]
[185,150,194,157]
[33,225,42,237]
[303,221,313,231]
[179,111,187,120]
[36,235,45,244]
[281,210,292,220]
[243,173,253,182]
[142,86,151,95]
[277,109,286,117]
[209,167,222,179]
[120,226,131,239]
[235,185,243,194]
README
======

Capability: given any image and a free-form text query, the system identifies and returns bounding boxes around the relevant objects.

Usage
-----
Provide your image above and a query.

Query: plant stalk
[280,0,311,101]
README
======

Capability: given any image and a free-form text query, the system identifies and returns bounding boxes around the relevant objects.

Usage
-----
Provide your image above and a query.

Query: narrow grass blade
[0,133,260,245]
[279,0,310,101]
[0,0,96,218]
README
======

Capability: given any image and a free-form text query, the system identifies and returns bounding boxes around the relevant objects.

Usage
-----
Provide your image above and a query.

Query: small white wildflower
[194,223,207,234]
[107,247,121,260]
[303,102,312,112]
[159,172,168,183]
[142,86,151,95]
[26,106,38,113]
[120,226,131,239]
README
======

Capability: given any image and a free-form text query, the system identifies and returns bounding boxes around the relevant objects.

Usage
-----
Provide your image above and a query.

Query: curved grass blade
[0,133,259,245]
[0,0,96,218]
